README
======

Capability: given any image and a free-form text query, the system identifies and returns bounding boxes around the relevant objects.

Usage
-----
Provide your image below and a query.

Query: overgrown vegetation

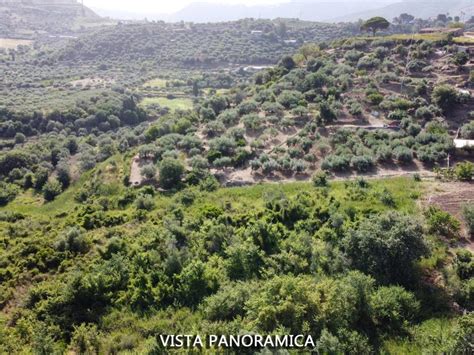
[1,169,472,352]
[1,10,473,354]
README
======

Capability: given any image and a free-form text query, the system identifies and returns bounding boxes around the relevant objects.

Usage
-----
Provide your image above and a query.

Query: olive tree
[159,158,184,189]
[343,212,428,285]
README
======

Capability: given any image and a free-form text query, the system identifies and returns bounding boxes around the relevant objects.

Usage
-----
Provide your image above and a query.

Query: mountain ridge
[92,0,474,23]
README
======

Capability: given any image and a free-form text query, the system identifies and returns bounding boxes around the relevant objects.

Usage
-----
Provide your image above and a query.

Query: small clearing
[140,97,194,111]
[425,181,474,250]
[0,38,33,49]
[129,154,153,187]
[70,77,113,88]
[143,78,168,88]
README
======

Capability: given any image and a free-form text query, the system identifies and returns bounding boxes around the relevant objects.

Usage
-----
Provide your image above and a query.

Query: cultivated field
[140,96,194,111]
[0,38,32,49]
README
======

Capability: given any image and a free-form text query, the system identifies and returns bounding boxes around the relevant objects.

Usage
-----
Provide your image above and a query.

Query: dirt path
[224,163,437,186]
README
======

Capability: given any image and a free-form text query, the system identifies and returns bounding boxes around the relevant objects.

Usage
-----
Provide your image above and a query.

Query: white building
[454,139,474,149]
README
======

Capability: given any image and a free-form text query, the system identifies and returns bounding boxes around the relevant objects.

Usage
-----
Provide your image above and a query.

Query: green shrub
[407,59,427,72]
[357,56,381,70]
[351,155,374,172]
[34,167,49,190]
[446,314,474,353]
[318,102,337,124]
[70,323,100,354]
[0,182,18,206]
[462,204,474,237]
[455,162,473,181]
[135,194,155,211]
[277,90,305,109]
[43,179,63,201]
[14,133,26,144]
[159,158,184,189]
[425,206,461,239]
[452,52,469,66]
[348,101,363,116]
[343,211,427,285]
[366,92,384,105]
[380,188,396,207]
[453,249,474,280]
[321,154,351,172]
[140,164,156,180]
[393,146,413,164]
[199,175,220,192]
[201,282,256,321]
[460,122,474,139]
[312,170,329,187]
[369,286,419,334]
[431,84,458,112]
[55,227,89,254]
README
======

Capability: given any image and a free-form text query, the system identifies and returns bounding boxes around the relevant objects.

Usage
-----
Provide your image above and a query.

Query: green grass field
[453,36,474,44]
[204,88,230,96]
[140,96,194,111]
[356,33,474,44]
[143,78,168,88]
[188,176,421,215]
[387,33,449,41]
[2,169,422,221]
[354,33,451,42]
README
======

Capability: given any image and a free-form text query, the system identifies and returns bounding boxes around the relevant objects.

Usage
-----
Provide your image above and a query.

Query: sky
[83,0,291,14]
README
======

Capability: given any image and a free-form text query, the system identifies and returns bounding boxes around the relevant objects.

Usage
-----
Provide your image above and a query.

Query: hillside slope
[0,26,473,353]
[52,19,359,66]
[0,0,100,37]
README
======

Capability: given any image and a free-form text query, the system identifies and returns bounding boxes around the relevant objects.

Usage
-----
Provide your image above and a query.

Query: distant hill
[99,0,472,23]
[166,1,394,23]
[333,0,474,21]
[91,1,397,22]
[0,0,101,37]
[51,19,359,66]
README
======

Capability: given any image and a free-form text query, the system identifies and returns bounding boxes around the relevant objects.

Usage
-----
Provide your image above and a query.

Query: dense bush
[463,204,474,237]
[343,211,427,285]
[140,164,156,180]
[351,155,374,172]
[312,170,329,187]
[55,227,89,254]
[43,179,63,201]
[431,85,458,112]
[425,206,461,239]
[455,162,474,181]
[461,122,474,139]
[159,158,185,189]
[321,154,351,172]
[393,146,413,164]
[369,286,419,334]
[0,182,18,205]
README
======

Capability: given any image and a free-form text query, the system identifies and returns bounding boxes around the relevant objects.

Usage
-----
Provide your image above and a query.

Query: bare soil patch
[129,154,153,187]
[0,38,33,49]
[425,181,474,250]
[70,77,114,88]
